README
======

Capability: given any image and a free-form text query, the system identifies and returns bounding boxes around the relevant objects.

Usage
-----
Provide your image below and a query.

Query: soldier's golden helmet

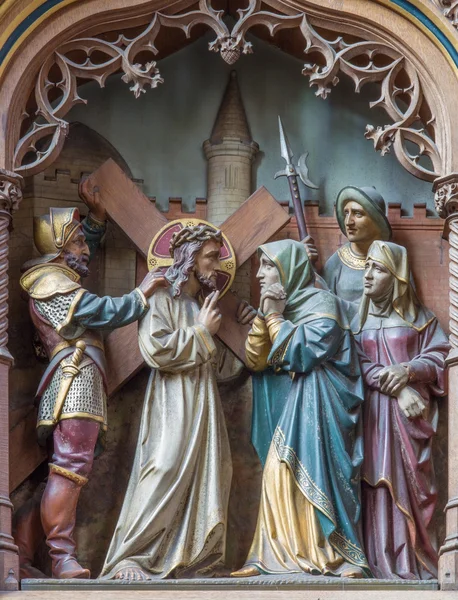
[30,207,82,266]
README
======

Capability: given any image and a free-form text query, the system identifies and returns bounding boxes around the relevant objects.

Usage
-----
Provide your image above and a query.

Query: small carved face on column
[363,258,394,300]
[0,169,23,214]
[256,255,281,294]
[344,201,382,244]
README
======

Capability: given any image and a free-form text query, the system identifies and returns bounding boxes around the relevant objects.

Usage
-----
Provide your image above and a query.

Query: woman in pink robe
[353,241,449,580]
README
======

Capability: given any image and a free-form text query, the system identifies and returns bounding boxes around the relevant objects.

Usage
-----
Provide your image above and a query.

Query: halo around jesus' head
[147,218,237,298]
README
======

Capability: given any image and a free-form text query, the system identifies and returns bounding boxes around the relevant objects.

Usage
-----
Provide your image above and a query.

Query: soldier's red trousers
[51,418,100,477]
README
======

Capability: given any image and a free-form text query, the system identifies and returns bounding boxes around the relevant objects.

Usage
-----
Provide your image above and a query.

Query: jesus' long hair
[165,225,222,297]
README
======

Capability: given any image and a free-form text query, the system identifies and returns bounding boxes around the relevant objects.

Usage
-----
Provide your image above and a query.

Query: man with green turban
[233,239,369,578]
[310,186,392,318]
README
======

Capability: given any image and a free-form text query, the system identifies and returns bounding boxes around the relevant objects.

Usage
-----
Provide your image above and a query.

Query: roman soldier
[17,190,166,580]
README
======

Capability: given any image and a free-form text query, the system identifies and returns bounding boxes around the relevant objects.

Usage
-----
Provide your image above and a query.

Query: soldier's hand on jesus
[261,283,286,316]
[396,386,426,419]
[138,270,169,298]
[236,300,257,325]
[302,235,319,264]
[79,178,107,222]
[378,364,410,396]
[197,290,222,336]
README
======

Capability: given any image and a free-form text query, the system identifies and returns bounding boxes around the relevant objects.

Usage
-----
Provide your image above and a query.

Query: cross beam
[9,159,290,491]
[87,159,290,395]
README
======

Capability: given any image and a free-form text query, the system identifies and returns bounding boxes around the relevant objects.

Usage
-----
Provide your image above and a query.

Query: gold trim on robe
[337,245,366,270]
[244,442,361,575]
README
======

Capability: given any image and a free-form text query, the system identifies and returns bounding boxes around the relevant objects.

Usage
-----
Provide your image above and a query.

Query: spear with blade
[274,116,318,241]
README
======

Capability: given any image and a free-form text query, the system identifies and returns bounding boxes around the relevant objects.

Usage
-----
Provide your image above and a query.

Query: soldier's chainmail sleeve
[35,291,80,329]
[35,286,148,340]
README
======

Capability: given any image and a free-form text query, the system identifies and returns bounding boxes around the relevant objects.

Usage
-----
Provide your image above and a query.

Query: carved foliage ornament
[434,174,458,218]
[15,0,442,183]
[431,0,458,28]
[0,169,24,216]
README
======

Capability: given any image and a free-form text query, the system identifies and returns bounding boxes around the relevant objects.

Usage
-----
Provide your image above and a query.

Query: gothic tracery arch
[2,0,458,591]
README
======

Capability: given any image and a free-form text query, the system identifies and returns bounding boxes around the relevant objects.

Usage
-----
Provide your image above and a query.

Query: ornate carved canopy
[1,0,457,188]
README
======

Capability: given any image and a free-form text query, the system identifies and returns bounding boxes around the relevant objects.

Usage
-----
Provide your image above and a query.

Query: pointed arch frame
[1,0,458,591]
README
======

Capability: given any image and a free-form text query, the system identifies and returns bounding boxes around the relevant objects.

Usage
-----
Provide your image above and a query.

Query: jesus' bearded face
[194,239,221,293]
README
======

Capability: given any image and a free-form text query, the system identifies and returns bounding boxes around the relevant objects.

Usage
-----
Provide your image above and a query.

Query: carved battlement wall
[250,202,449,334]
[159,194,449,333]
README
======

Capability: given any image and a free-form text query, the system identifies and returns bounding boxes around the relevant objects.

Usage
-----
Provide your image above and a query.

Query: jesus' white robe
[100,286,233,579]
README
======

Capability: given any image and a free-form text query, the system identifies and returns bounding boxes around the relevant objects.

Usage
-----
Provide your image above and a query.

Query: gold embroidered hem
[194,324,216,356]
[134,287,149,311]
[244,444,360,576]
[273,427,336,523]
[269,333,294,367]
[337,245,366,270]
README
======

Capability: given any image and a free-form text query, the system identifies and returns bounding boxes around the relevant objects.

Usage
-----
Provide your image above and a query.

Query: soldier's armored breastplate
[29,298,103,359]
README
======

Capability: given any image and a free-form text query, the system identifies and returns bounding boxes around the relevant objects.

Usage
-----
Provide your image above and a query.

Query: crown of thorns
[169,224,223,257]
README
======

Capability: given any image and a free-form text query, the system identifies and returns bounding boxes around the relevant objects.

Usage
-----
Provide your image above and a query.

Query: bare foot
[114,567,152,582]
[230,565,261,578]
[341,566,364,579]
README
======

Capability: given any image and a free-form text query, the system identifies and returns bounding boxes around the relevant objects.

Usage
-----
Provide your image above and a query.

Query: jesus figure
[100,224,238,581]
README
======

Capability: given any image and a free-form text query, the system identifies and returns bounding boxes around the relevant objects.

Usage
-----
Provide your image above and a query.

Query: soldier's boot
[14,482,48,579]
[41,466,90,579]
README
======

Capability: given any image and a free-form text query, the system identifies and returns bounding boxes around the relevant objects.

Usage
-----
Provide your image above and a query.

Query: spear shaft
[288,170,308,240]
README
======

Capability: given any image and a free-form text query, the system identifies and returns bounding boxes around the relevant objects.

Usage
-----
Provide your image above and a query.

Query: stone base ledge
[20,575,439,592]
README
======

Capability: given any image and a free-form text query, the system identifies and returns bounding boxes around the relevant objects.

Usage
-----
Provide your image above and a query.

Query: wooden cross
[9,158,289,491]
[87,159,290,395]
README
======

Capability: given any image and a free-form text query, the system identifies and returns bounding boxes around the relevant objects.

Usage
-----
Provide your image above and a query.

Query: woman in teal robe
[234,239,369,578]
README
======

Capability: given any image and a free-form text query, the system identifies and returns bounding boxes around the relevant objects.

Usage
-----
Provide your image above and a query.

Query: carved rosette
[0,170,23,360]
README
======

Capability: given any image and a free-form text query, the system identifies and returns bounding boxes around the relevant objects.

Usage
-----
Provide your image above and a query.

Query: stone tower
[203,72,262,571]
[203,70,259,298]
